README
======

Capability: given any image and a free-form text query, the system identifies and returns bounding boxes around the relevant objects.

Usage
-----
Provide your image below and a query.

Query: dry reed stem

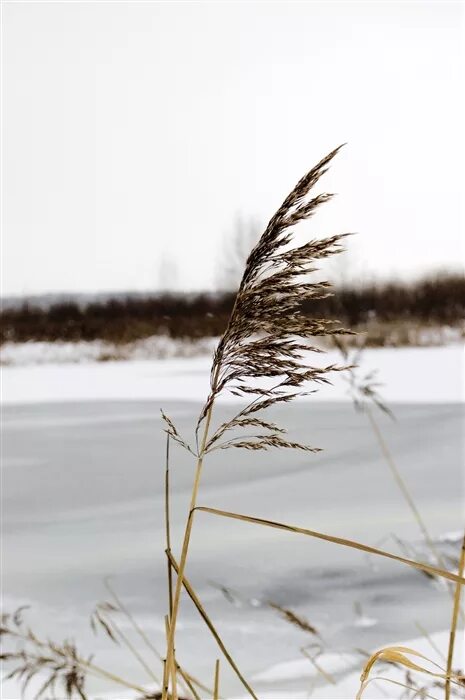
[104,578,164,666]
[162,658,169,700]
[167,550,258,699]
[367,404,465,627]
[163,615,178,700]
[92,603,160,686]
[103,581,205,699]
[163,399,217,700]
[214,659,220,700]
[168,617,178,700]
[165,435,174,620]
[176,664,201,700]
[194,506,465,585]
[161,440,212,700]
[445,532,465,700]
[366,407,451,574]
[335,337,452,581]
[414,622,447,663]
[300,646,336,685]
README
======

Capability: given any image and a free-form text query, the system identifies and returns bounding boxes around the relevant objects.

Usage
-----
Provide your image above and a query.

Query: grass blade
[195,506,465,586]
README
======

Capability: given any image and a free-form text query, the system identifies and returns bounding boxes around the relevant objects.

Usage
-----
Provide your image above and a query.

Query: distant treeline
[2,273,464,344]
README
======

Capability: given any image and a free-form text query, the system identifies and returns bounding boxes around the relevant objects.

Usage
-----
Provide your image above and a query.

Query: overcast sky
[3,0,464,296]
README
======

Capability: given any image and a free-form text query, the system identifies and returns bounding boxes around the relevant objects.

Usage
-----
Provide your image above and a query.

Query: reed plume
[163,145,353,696]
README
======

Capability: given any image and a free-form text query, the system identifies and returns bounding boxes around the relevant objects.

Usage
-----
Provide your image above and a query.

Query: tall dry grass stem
[445,532,465,700]
[366,407,449,572]
[91,601,160,686]
[167,551,257,698]
[165,435,174,620]
[195,506,465,585]
[213,659,220,700]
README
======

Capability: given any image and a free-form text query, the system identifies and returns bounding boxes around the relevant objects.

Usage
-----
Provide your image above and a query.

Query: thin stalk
[78,663,148,696]
[104,578,208,697]
[165,614,178,700]
[414,621,447,662]
[162,658,169,700]
[177,663,201,700]
[195,506,465,585]
[104,577,164,663]
[445,532,465,700]
[366,407,447,570]
[300,647,336,685]
[99,612,160,686]
[214,659,220,700]
[175,666,214,698]
[163,376,218,699]
[367,406,465,622]
[165,434,174,619]
[167,550,257,699]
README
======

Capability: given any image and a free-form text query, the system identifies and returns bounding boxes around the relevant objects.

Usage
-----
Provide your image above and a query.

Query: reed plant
[159,146,464,699]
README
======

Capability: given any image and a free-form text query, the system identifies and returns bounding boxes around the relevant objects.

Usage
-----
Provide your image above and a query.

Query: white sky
[2,0,464,296]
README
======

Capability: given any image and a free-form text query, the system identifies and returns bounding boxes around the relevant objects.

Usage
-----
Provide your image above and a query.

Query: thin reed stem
[163,390,217,699]
[195,506,465,585]
[104,578,209,697]
[300,647,336,685]
[214,659,220,700]
[366,407,448,570]
[165,434,174,619]
[100,611,160,686]
[414,621,447,662]
[177,663,201,700]
[164,614,177,700]
[445,531,465,700]
[367,406,465,624]
[104,577,164,664]
[162,658,169,700]
[167,550,257,698]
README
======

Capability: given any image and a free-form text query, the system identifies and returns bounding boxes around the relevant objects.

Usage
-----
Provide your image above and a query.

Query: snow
[250,629,464,699]
[435,531,464,544]
[2,344,464,405]
[353,614,378,628]
[0,335,217,365]
[252,652,360,682]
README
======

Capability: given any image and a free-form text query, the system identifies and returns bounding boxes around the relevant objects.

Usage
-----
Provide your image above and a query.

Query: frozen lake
[2,397,464,698]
